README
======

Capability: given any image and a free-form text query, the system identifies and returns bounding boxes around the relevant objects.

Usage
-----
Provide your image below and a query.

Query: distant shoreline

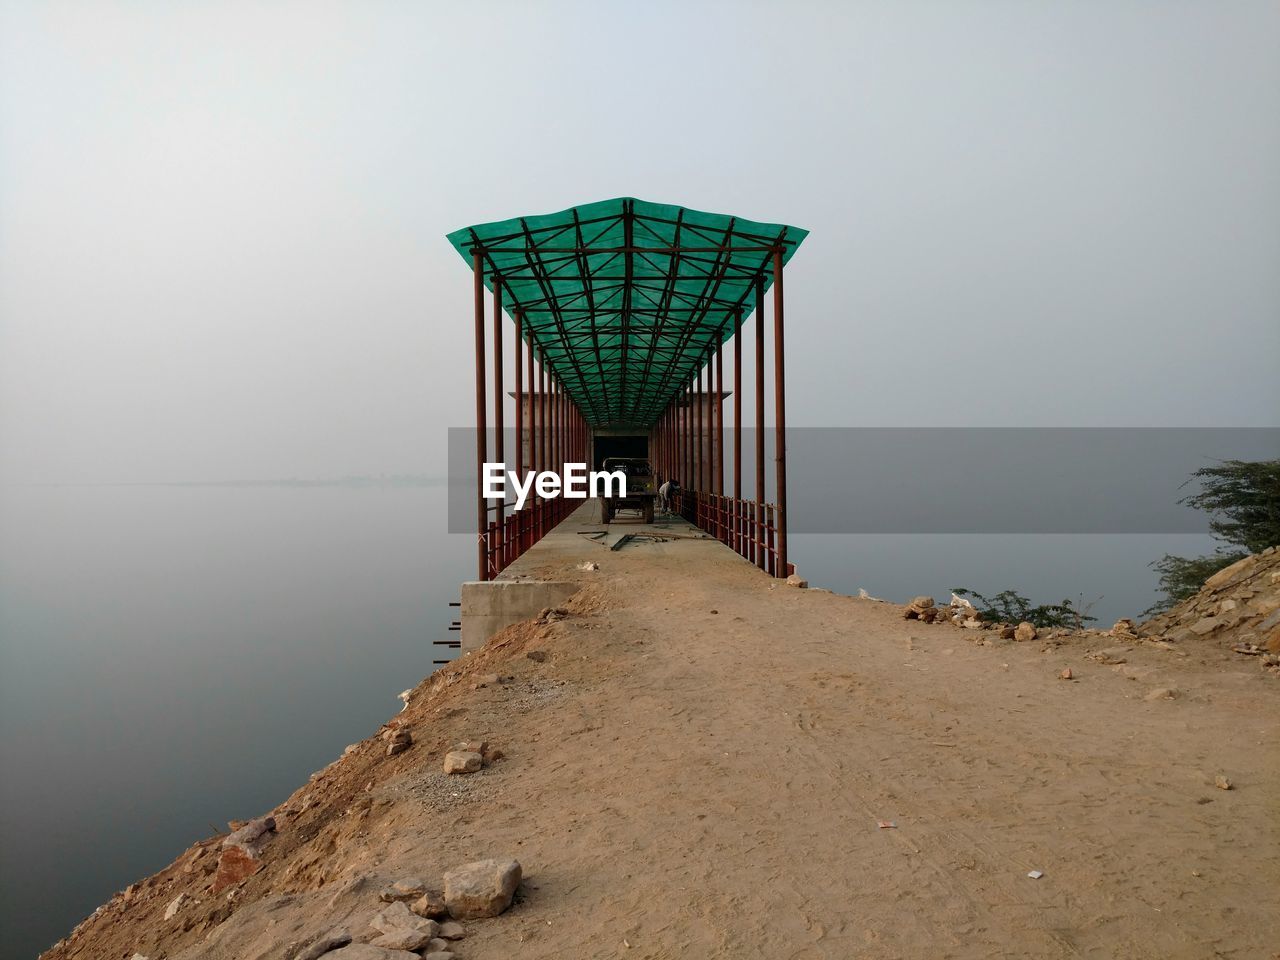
[3,476,447,489]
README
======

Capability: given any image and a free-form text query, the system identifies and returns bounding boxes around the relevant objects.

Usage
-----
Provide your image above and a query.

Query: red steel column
[540,361,549,484]
[540,357,549,536]
[492,280,504,569]
[686,379,694,491]
[733,308,743,555]
[515,311,525,552]
[550,377,558,491]
[695,366,703,496]
[715,336,724,540]
[514,311,523,482]
[773,248,788,577]
[472,249,488,581]
[754,277,766,570]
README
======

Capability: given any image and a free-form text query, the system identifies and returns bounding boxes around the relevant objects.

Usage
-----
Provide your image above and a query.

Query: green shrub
[951,588,1097,630]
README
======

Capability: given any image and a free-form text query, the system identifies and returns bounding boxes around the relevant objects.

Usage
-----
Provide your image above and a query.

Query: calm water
[0,485,1213,957]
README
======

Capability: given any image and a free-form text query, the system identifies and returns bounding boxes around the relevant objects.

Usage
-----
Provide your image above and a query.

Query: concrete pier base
[459,579,580,653]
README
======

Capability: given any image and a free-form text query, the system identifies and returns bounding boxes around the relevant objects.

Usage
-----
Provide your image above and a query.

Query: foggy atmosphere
[1,3,1277,959]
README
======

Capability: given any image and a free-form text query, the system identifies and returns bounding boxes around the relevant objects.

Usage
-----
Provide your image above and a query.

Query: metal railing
[673,490,792,578]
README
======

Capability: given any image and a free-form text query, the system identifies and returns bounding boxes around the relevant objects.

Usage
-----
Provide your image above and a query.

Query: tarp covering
[447,197,807,429]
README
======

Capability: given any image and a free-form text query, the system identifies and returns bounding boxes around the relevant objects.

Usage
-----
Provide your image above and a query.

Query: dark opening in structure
[592,434,648,470]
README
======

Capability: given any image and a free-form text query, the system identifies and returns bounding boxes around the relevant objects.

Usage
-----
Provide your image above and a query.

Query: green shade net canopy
[447,198,807,430]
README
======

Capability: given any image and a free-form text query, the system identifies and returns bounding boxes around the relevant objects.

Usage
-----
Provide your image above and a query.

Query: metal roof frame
[447,197,807,429]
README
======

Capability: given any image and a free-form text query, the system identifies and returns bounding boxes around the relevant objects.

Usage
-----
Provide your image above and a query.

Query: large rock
[385,729,412,757]
[1204,554,1257,590]
[443,751,483,775]
[1014,622,1038,642]
[213,816,276,892]
[443,858,522,919]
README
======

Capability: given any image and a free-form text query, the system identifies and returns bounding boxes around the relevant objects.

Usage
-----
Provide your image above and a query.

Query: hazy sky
[2,1,1277,483]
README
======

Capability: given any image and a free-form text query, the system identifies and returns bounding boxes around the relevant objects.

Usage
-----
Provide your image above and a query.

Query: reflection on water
[0,485,1214,956]
[0,485,469,957]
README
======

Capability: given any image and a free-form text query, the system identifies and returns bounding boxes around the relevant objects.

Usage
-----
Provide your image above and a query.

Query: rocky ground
[41,522,1279,960]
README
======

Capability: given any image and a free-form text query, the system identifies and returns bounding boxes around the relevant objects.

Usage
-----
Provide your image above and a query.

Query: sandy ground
[46,506,1280,960]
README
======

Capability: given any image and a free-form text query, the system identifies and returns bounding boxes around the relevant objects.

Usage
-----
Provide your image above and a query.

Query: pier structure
[447,198,808,581]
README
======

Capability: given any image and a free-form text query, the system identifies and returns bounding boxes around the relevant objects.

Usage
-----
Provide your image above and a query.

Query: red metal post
[686,380,694,492]
[472,249,488,581]
[492,280,504,570]
[515,311,524,553]
[514,311,523,478]
[754,277,766,571]
[540,361,549,487]
[772,248,788,577]
[715,336,724,540]
[695,366,703,497]
[733,308,743,555]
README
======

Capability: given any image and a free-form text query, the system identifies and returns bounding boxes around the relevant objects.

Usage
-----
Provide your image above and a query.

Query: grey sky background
[2,1,1277,484]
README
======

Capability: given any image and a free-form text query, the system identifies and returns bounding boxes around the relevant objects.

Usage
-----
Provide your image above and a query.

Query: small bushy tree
[1146,459,1279,615]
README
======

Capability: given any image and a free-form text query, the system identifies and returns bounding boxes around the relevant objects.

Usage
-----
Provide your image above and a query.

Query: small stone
[786,574,808,588]
[371,928,433,951]
[443,751,483,775]
[909,595,935,610]
[412,890,449,919]
[1189,616,1221,636]
[370,902,438,936]
[1111,618,1137,636]
[437,920,466,940]
[1089,647,1128,665]
[998,625,1017,640]
[391,877,426,897]
[423,938,450,953]
[164,893,191,921]
[1214,775,1233,791]
[296,929,353,960]
[1059,668,1073,680]
[453,739,488,754]
[325,946,421,960]
[1014,622,1038,642]
[1144,687,1178,701]
[962,618,983,629]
